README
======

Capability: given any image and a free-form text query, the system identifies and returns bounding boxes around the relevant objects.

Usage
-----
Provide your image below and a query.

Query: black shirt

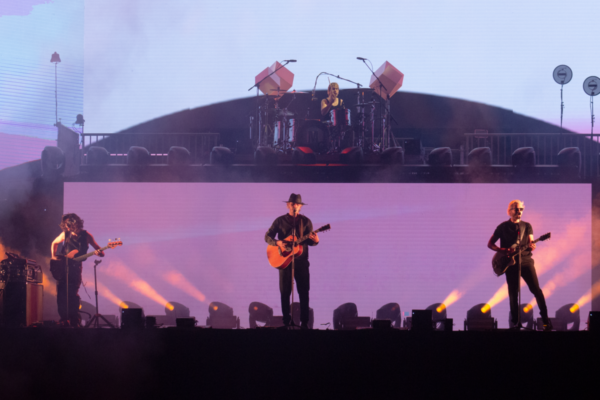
[265,214,318,264]
[63,230,89,264]
[491,220,533,259]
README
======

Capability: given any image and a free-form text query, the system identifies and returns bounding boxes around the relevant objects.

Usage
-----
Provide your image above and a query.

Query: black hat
[284,193,306,205]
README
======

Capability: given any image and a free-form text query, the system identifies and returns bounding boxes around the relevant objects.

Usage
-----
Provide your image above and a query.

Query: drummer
[320,82,345,119]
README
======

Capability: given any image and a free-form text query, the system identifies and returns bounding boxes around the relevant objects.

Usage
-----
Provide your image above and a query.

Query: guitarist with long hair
[487,200,552,331]
[265,194,319,329]
[51,213,104,327]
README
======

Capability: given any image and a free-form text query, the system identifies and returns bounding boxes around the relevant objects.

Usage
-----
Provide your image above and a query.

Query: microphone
[356,57,367,61]
[284,59,297,62]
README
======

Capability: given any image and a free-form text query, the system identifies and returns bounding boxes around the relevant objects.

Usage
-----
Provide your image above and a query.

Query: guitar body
[49,240,123,281]
[267,234,304,269]
[491,233,551,277]
[491,250,516,277]
[49,250,80,281]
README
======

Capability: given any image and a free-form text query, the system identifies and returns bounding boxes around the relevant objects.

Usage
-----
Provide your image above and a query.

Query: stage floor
[0,328,597,399]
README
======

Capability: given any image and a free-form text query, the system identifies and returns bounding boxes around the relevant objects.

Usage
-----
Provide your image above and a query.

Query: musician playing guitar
[51,213,104,327]
[265,194,319,329]
[487,200,552,331]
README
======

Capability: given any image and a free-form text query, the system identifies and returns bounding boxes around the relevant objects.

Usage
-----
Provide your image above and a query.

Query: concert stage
[0,327,597,398]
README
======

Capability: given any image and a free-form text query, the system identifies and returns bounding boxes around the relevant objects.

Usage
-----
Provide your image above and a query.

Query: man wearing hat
[265,194,319,329]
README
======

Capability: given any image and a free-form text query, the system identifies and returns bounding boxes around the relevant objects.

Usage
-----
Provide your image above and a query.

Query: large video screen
[64,182,591,328]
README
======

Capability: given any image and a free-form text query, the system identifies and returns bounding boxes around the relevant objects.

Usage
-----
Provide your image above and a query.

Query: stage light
[248,302,273,328]
[210,146,234,165]
[428,147,453,166]
[291,302,315,329]
[254,146,278,165]
[557,147,581,177]
[375,303,401,328]
[164,301,190,325]
[465,303,496,331]
[292,147,316,164]
[127,146,151,165]
[333,303,370,330]
[339,147,363,164]
[167,146,191,166]
[50,52,61,124]
[380,147,404,165]
[438,290,463,312]
[508,303,535,329]
[207,302,240,329]
[467,147,492,168]
[426,303,449,331]
[553,303,580,331]
[41,146,65,176]
[86,146,110,165]
[512,147,536,167]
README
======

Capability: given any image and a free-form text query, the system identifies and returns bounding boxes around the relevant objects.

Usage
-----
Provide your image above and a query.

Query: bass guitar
[491,232,550,277]
[50,239,123,281]
[267,224,330,269]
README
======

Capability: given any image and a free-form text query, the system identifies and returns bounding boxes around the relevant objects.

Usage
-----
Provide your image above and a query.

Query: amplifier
[0,252,43,283]
[0,282,43,327]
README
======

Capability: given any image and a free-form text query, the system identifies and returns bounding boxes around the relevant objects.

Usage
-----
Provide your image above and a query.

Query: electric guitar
[267,224,331,269]
[491,232,550,277]
[50,239,123,281]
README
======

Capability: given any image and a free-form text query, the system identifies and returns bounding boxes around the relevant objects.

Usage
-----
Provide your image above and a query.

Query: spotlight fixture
[375,303,402,328]
[207,302,240,329]
[508,303,535,329]
[248,302,273,328]
[465,303,496,331]
[50,52,61,124]
[553,65,572,132]
[583,76,599,136]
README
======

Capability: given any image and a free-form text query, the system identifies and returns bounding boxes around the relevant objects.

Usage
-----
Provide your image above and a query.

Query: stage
[0,327,597,398]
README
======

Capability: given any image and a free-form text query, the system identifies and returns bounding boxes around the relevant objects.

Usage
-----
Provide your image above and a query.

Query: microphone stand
[248,60,293,147]
[513,223,532,331]
[84,259,116,329]
[288,211,299,330]
[359,59,398,151]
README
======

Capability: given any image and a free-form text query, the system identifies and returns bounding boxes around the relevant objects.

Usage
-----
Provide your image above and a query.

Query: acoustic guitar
[50,239,123,281]
[491,232,550,277]
[267,224,330,269]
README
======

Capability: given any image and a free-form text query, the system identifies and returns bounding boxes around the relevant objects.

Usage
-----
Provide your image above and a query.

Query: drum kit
[254,88,382,154]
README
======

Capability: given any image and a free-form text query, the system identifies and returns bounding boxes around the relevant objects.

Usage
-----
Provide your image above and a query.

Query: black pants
[279,261,310,325]
[56,264,82,325]
[505,258,549,325]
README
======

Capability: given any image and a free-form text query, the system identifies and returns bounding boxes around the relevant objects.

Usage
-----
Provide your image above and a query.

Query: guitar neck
[73,244,111,262]
[293,228,324,244]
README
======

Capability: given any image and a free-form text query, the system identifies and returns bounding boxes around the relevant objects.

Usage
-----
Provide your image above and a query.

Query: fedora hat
[284,193,306,205]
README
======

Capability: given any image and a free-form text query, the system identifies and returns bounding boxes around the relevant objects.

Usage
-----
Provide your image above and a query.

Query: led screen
[64,182,591,328]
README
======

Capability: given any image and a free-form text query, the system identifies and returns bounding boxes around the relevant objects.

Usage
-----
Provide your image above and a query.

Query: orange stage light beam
[163,271,206,303]
[437,290,463,313]
[96,281,126,308]
[102,260,174,310]
[570,280,600,312]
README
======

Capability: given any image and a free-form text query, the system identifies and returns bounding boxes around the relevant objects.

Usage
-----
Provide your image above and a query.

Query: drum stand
[248,61,293,148]
[84,259,116,329]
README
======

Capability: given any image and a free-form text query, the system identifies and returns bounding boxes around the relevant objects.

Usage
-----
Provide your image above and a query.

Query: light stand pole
[51,52,61,125]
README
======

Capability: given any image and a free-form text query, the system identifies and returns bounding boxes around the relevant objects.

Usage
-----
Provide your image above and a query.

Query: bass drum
[295,120,329,153]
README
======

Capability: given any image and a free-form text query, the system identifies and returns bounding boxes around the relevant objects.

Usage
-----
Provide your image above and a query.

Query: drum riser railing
[464,133,599,178]
[81,133,219,165]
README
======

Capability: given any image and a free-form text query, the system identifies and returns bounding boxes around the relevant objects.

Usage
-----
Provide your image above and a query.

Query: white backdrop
[64,182,591,328]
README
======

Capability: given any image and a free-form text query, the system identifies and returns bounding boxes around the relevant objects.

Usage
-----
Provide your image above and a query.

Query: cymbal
[356,102,379,106]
